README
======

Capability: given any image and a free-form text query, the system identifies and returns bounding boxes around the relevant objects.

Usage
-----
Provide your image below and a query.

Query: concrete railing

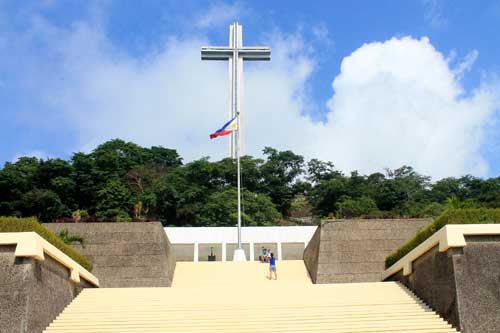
[383,224,500,280]
[0,232,99,286]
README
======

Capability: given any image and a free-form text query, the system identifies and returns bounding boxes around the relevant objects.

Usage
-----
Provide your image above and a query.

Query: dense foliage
[1,139,500,226]
[385,208,500,268]
[0,217,92,271]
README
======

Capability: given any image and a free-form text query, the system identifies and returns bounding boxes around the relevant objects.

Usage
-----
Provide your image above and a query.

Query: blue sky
[1,0,500,178]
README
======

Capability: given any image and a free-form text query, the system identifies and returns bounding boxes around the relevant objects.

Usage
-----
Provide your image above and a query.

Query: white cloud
[3,13,500,179]
[453,49,479,80]
[422,0,448,28]
[320,37,499,178]
[32,20,316,162]
[197,2,245,28]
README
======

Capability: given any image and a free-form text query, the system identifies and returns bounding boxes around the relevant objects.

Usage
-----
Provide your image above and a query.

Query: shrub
[385,208,500,268]
[0,216,93,271]
[57,228,85,248]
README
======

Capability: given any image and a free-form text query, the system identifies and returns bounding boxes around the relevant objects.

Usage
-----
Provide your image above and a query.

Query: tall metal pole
[236,120,242,250]
[233,22,242,250]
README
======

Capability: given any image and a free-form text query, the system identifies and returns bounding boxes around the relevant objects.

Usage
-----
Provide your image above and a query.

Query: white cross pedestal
[233,248,247,262]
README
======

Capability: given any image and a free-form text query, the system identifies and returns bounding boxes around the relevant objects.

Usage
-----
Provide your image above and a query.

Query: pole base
[233,248,247,262]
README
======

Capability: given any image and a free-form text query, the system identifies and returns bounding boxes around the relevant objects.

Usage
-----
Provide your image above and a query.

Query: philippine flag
[210,116,238,139]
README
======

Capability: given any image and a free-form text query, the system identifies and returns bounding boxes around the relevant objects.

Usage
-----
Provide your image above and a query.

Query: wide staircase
[44,261,458,332]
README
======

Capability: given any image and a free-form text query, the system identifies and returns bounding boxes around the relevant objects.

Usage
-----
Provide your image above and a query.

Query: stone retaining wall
[386,236,500,332]
[303,219,431,283]
[46,222,176,288]
[0,245,94,333]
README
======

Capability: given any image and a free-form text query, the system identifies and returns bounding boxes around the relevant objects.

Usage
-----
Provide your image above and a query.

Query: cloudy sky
[1,0,500,179]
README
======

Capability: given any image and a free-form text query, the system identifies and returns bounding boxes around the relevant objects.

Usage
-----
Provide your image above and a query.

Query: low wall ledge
[0,231,99,287]
[383,224,500,280]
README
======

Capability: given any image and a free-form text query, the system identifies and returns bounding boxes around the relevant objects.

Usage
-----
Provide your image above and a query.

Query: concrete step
[44,261,459,333]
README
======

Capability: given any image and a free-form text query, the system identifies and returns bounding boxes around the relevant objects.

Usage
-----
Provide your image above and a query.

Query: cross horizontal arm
[201,46,271,61]
[201,46,233,60]
[239,47,271,61]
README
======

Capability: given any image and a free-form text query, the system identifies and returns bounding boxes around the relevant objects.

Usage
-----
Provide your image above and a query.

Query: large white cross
[201,22,271,158]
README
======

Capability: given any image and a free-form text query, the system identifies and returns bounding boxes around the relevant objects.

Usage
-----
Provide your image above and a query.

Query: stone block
[45,222,176,288]
[303,219,432,284]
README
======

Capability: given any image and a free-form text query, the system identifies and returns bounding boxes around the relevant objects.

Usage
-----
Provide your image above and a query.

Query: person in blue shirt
[268,252,277,280]
[260,247,267,263]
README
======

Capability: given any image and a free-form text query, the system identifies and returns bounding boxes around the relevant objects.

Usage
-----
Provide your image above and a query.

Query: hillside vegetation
[1,139,500,226]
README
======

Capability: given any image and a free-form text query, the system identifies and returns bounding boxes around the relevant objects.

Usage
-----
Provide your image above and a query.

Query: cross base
[233,248,247,262]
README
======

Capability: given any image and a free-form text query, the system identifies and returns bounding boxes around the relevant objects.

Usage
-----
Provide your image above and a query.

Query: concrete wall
[165,226,316,244]
[172,244,194,261]
[303,226,321,282]
[166,226,316,262]
[46,222,176,288]
[303,219,431,283]
[198,243,222,262]
[387,236,500,332]
[0,245,94,333]
[281,242,306,260]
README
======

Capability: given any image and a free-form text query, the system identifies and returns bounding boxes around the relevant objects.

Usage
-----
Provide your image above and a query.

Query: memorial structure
[2,21,499,333]
[202,22,270,261]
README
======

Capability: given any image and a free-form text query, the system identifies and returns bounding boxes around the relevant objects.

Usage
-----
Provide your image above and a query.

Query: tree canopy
[1,139,500,225]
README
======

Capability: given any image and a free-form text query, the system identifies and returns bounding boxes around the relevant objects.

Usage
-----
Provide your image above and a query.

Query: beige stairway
[45,261,458,332]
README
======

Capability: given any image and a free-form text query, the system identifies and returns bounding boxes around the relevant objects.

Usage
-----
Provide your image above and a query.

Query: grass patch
[0,216,93,272]
[385,208,500,268]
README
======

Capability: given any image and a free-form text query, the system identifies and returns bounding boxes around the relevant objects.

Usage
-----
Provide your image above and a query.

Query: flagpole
[236,115,242,251]
[233,21,244,259]
[232,22,245,261]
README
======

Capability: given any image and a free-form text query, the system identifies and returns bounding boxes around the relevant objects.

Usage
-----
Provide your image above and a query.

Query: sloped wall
[303,226,321,282]
[46,222,176,287]
[304,219,431,283]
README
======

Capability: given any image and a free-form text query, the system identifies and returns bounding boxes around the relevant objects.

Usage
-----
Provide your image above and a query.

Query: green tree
[71,152,99,212]
[429,177,464,202]
[260,147,304,217]
[93,139,149,180]
[124,165,167,218]
[0,157,40,215]
[96,179,132,220]
[146,146,182,168]
[154,158,214,225]
[308,174,349,217]
[21,189,67,222]
[198,188,280,226]
[307,159,338,183]
[335,195,379,219]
